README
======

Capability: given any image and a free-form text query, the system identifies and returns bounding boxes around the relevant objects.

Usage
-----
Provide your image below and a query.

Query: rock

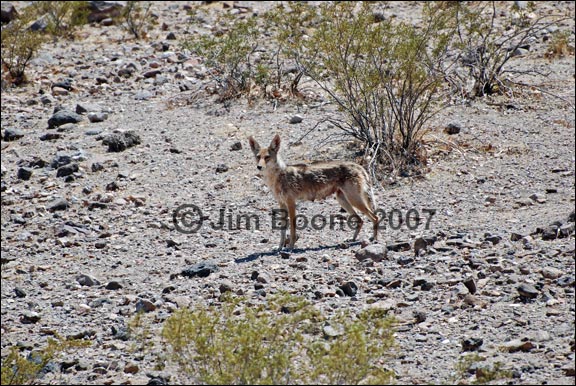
[47,198,69,212]
[540,225,559,240]
[556,275,575,287]
[88,1,124,23]
[501,339,534,353]
[413,277,435,291]
[181,262,219,278]
[56,163,79,177]
[510,232,524,241]
[568,211,575,223]
[529,193,546,204]
[413,309,427,323]
[219,280,233,294]
[77,274,101,287]
[21,311,41,324]
[355,243,387,262]
[444,123,461,135]
[339,281,358,297]
[230,141,242,151]
[397,255,414,266]
[517,283,538,299]
[413,237,430,255]
[462,337,483,352]
[76,102,103,114]
[289,115,303,124]
[91,162,104,172]
[3,128,24,141]
[1,3,18,23]
[386,241,411,252]
[14,287,26,298]
[558,223,575,238]
[39,133,61,141]
[463,276,477,294]
[484,234,502,245]
[17,167,33,181]
[53,78,73,91]
[48,110,83,129]
[166,32,176,40]
[135,299,156,313]
[124,363,139,374]
[87,112,108,123]
[215,164,229,173]
[105,281,123,290]
[135,90,154,100]
[103,131,141,152]
[540,267,564,280]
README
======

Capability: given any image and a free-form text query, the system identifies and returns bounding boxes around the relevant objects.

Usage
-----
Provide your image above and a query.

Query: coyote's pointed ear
[248,136,260,156]
[269,134,281,153]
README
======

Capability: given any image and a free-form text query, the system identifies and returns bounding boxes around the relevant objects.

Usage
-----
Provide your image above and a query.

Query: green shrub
[1,6,47,86]
[1,336,90,385]
[302,2,456,177]
[160,293,396,385]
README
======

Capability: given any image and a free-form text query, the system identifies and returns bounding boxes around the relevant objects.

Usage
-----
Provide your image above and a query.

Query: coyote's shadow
[235,241,361,264]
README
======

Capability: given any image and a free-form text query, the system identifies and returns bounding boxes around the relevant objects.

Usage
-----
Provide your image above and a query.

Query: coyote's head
[248,134,282,171]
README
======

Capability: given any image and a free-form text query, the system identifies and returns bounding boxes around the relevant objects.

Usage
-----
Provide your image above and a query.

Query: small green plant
[161,293,396,385]
[1,336,90,385]
[1,6,47,86]
[30,1,89,39]
[453,353,513,384]
[118,1,156,40]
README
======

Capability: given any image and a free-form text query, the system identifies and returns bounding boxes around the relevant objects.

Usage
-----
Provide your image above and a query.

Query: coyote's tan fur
[249,134,379,250]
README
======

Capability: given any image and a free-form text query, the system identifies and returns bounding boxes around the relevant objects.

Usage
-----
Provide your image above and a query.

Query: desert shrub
[453,353,513,384]
[0,336,90,385]
[450,1,566,97]
[184,2,319,102]
[117,1,156,40]
[1,6,47,86]
[29,1,89,39]
[161,293,396,385]
[302,2,457,178]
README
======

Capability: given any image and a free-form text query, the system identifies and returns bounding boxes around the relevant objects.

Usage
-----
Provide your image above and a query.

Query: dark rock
[105,281,123,290]
[103,131,141,152]
[230,141,242,151]
[216,164,229,173]
[166,32,176,40]
[143,69,162,78]
[517,283,538,299]
[14,287,26,298]
[53,78,73,91]
[558,223,575,238]
[413,277,435,291]
[463,276,477,294]
[21,311,41,324]
[135,299,156,313]
[17,167,33,180]
[289,115,303,124]
[462,337,483,352]
[77,273,101,287]
[413,310,427,323]
[568,211,575,223]
[1,3,18,23]
[87,112,108,123]
[88,1,124,23]
[355,243,387,262]
[556,275,575,287]
[48,110,83,129]
[397,255,414,266]
[47,198,69,212]
[540,225,559,240]
[339,281,358,297]
[3,128,24,141]
[39,133,61,141]
[181,262,219,278]
[484,234,502,245]
[56,163,79,178]
[387,241,411,252]
[444,123,461,135]
[91,162,104,172]
[219,281,233,294]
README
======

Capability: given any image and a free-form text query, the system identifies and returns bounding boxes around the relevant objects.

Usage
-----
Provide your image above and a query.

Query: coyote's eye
[264,156,270,161]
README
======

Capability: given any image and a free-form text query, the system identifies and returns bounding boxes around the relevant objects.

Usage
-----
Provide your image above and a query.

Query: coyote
[248,134,379,250]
